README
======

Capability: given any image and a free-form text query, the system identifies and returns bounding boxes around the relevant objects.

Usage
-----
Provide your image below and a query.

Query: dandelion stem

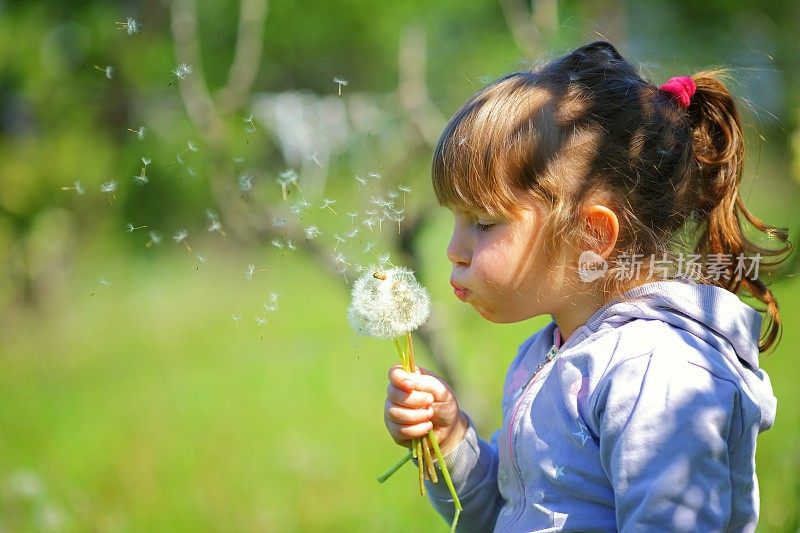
[428,429,463,532]
[376,450,412,483]
[422,434,438,482]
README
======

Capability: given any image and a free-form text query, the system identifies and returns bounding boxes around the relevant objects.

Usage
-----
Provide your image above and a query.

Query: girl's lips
[450,280,470,301]
[453,287,470,301]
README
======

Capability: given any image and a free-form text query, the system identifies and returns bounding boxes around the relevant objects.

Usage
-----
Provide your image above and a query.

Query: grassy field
[0,222,798,532]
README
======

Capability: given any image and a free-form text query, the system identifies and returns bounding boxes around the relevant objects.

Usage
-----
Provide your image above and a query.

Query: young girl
[383,40,792,532]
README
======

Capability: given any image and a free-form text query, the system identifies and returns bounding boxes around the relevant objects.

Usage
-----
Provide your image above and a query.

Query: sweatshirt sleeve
[411,411,504,532]
[591,352,739,532]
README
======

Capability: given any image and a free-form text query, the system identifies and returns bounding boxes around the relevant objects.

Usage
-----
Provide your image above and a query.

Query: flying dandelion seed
[377,252,393,268]
[354,174,367,188]
[271,239,284,249]
[320,198,337,214]
[364,242,376,254]
[116,17,140,35]
[346,228,359,239]
[186,141,199,152]
[290,198,312,215]
[127,126,146,140]
[363,217,376,231]
[304,226,321,239]
[368,171,382,181]
[94,65,113,79]
[175,152,184,166]
[100,181,117,203]
[61,181,85,195]
[333,252,350,266]
[398,184,412,204]
[126,223,147,233]
[333,77,348,96]
[333,233,345,252]
[207,219,226,236]
[146,231,162,248]
[142,157,151,166]
[244,264,255,280]
[232,314,242,334]
[255,315,269,340]
[287,239,297,251]
[308,151,322,168]
[134,170,149,185]
[195,254,208,270]
[238,174,253,193]
[243,114,256,133]
[173,229,192,253]
[346,212,359,227]
[89,277,112,297]
[392,211,405,234]
[172,63,193,80]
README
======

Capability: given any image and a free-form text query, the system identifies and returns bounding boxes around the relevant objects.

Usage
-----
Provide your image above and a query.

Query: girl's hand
[384,364,469,456]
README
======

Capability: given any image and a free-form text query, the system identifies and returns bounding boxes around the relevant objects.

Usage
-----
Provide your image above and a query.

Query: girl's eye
[474,220,496,232]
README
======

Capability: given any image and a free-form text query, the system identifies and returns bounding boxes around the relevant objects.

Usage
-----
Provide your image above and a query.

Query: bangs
[432,73,550,219]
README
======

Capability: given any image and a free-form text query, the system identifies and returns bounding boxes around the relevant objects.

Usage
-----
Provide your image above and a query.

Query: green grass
[0,232,797,531]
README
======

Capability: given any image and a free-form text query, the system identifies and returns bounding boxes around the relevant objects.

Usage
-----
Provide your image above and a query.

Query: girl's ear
[582,204,619,258]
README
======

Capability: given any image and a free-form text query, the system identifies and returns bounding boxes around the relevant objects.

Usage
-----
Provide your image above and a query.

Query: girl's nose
[447,232,470,267]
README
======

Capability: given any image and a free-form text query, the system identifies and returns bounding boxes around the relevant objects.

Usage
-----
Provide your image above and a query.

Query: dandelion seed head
[348,266,431,339]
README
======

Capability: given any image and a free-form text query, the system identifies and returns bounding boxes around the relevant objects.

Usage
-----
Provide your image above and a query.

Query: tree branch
[215,0,269,115]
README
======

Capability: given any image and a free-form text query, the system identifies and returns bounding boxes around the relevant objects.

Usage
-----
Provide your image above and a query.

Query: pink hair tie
[659,76,696,108]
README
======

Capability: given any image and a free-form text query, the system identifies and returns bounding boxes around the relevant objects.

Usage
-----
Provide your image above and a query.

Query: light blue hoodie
[415,277,776,532]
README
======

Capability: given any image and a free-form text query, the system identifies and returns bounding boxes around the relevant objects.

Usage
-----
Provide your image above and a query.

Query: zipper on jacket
[505,340,560,529]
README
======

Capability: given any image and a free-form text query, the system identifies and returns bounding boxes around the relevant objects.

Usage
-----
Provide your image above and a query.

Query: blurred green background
[1,0,799,531]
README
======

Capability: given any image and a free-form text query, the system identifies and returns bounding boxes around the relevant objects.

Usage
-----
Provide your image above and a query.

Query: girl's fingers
[385,399,433,425]
[387,365,451,402]
[386,382,434,408]
[386,418,434,443]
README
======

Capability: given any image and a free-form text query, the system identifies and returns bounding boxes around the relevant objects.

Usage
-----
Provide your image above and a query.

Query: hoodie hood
[572,276,776,432]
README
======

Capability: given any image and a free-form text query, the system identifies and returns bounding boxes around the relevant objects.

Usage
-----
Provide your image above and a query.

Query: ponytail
[688,69,793,353]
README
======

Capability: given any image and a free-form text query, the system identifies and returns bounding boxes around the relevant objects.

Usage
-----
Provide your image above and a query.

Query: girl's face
[447,194,566,323]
